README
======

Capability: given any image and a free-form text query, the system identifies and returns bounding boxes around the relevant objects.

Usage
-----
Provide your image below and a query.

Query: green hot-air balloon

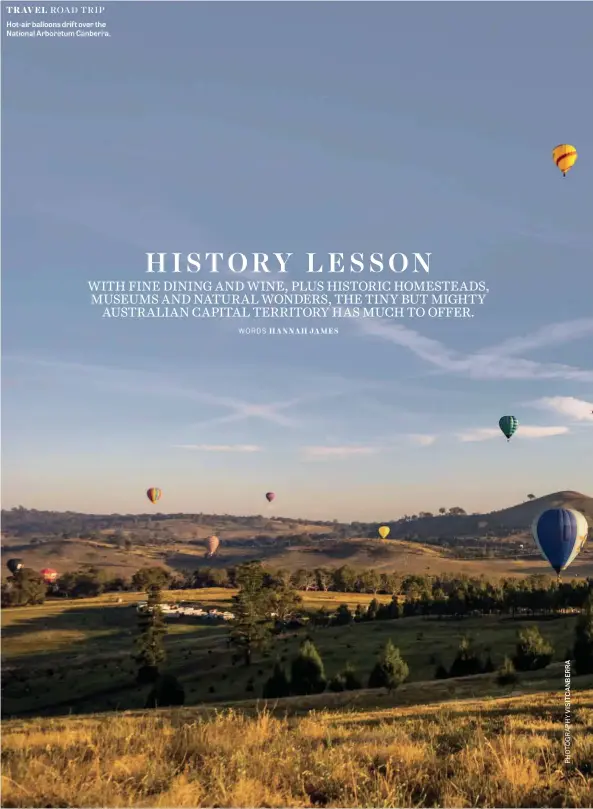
[499,415,518,442]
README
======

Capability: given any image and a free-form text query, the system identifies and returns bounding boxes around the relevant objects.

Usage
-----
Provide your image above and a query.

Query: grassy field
[4,532,593,581]
[2,684,592,807]
[1,588,584,719]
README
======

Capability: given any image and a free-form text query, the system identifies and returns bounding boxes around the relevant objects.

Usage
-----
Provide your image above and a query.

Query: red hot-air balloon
[147,487,162,504]
[265,492,275,503]
[40,568,58,583]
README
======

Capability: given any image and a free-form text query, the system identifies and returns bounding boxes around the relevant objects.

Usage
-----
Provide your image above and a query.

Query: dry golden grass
[2,689,592,807]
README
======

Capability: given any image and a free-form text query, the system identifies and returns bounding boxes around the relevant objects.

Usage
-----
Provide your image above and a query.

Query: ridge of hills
[2,489,591,537]
[394,490,593,537]
[1,491,592,579]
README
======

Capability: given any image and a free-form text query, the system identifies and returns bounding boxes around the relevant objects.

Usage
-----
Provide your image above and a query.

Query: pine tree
[368,640,409,691]
[134,583,167,683]
[573,593,593,675]
[338,663,362,690]
[262,662,290,698]
[290,639,326,695]
[449,635,484,677]
[229,562,273,666]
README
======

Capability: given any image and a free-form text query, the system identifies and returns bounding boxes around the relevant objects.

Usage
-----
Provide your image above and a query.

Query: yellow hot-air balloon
[552,144,578,177]
[378,526,390,539]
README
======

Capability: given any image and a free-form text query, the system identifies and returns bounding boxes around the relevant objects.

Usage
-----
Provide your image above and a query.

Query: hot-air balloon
[499,415,518,442]
[532,508,588,577]
[6,558,23,574]
[40,568,58,584]
[265,492,275,503]
[206,535,220,558]
[146,487,162,504]
[552,144,578,177]
[378,526,390,539]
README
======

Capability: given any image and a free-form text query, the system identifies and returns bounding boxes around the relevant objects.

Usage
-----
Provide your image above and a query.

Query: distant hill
[393,491,593,539]
[2,491,592,579]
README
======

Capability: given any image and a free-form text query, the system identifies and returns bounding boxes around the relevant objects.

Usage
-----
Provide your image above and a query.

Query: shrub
[482,655,495,673]
[262,662,290,698]
[513,627,553,672]
[145,674,185,708]
[290,640,326,695]
[449,636,483,677]
[435,663,449,680]
[328,674,346,692]
[496,656,518,686]
[368,640,409,691]
[341,664,362,690]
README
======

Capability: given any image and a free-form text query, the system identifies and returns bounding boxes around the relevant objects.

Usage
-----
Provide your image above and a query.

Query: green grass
[1,588,583,719]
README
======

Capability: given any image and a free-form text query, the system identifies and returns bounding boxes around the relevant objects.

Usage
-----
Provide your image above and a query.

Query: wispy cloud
[302,445,377,460]
[189,398,302,429]
[491,320,593,357]
[531,396,593,423]
[173,444,261,452]
[408,433,437,446]
[358,319,593,382]
[457,425,569,442]
[3,356,331,430]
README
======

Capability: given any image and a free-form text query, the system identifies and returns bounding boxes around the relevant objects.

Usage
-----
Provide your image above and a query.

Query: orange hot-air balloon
[206,536,220,557]
[378,526,390,539]
[147,487,162,504]
[552,144,578,177]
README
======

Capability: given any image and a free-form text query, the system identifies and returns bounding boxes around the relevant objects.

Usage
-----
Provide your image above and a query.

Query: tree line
[133,561,593,708]
[3,562,592,618]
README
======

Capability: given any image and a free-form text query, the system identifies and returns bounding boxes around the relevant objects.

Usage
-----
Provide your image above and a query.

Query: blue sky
[2,2,592,520]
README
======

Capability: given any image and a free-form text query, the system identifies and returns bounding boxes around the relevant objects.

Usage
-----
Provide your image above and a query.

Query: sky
[2,1,592,521]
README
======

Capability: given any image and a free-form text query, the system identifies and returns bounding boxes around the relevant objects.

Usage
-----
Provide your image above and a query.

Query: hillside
[2,491,592,579]
[2,683,592,807]
[392,490,593,539]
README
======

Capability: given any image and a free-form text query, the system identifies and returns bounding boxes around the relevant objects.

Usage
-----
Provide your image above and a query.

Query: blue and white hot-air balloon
[532,508,589,577]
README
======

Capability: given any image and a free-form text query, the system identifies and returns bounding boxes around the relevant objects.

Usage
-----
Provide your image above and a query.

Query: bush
[513,626,553,672]
[482,655,495,673]
[262,662,290,699]
[365,599,380,621]
[434,663,449,680]
[449,636,483,677]
[341,664,362,690]
[145,674,185,708]
[290,640,326,695]
[333,604,353,626]
[328,664,362,693]
[496,656,518,686]
[328,674,346,692]
[368,640,409,691]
